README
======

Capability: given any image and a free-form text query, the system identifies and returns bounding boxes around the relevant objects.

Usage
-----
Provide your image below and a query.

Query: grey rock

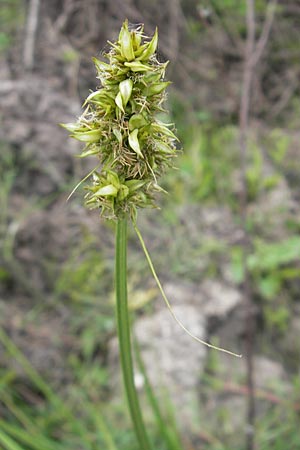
[134,305,207,390]
[163,279,242,319]
[135,305,206,426]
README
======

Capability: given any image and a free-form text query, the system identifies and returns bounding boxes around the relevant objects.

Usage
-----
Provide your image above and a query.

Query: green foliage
[164,124,237,204]
[246,144,264,200]
[230,236,300,331]
[209,0,247,16]
[0,0,23,52]
[198,353,300,450]
[209,0,267,15]
[0,327,174,450]
[248,237,300,272]
[256,402,300,450]
[164,121,285,207]
[267,129,290,164]
[55,238,106,303]
[163,116,298,336]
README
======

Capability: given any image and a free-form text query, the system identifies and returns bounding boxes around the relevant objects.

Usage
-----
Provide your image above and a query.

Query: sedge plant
[62,20,240,450]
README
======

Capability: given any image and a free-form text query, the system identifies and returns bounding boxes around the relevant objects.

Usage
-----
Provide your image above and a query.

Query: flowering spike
[62,21,179,219]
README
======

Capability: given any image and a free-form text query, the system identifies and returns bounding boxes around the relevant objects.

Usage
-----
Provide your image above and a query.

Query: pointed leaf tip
[129,129,143,158]
[120,22,135,61]
[119,79,133,108]
[138,27,158,61]
[115,91,125,113]
[95,184,118,197]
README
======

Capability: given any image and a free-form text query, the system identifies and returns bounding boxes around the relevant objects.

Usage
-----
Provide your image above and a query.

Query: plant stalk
[115,217,152,450]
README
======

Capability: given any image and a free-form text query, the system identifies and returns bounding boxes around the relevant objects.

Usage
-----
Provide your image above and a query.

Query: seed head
[62,20,179,219]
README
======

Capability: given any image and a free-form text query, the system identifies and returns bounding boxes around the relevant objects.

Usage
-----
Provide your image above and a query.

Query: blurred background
[1,1,300,449]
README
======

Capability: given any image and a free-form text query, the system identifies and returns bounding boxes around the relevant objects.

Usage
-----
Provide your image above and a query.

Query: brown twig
[250,0,278,68]
[239,5,256,450]
[223,381,300,411]
[23,0,41,71]
[52,0,79,33]
[167,0,181,62]
[239,1,277,449]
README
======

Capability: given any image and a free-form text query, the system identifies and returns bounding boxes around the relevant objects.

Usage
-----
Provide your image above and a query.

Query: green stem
[115,217,152,450]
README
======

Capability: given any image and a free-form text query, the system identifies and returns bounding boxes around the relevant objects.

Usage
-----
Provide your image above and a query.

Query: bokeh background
[1,1,300,449]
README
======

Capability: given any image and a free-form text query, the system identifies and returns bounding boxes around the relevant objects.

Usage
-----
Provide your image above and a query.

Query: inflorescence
[62,20,179,220]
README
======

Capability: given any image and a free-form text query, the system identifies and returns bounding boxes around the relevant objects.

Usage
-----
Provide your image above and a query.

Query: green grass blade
[0,327,93,449]
[115,217,152,450]
[81,400,118,450]
[0,428,24,450]
[0,420,64,450]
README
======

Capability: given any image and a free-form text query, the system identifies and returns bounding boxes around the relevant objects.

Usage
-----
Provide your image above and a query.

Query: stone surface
[135,304,206,426]
[134,305,207,390]
[163,280,242,319]
[1,76,81,196]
